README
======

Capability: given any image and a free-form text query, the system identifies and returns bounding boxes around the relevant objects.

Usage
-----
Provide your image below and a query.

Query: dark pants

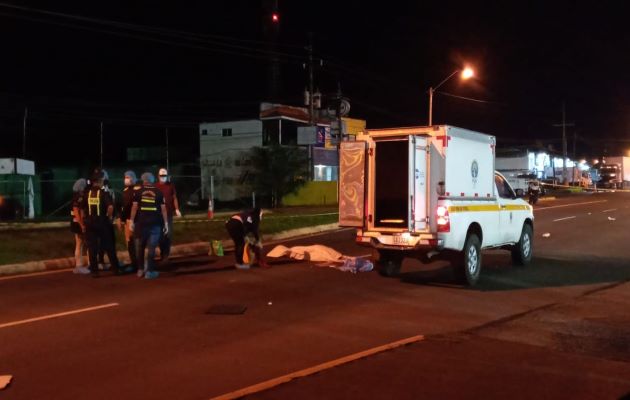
[98,222,116,265]
[85,220,119,273]
[159,215,173,259]
[225,219,245,264]
[135,224,162,272]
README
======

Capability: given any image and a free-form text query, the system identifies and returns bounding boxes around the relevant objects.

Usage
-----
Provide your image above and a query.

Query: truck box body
[339,125,534,286]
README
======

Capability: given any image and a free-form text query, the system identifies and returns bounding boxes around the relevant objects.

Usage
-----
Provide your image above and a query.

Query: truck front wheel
[511,224,533,266]
[377,250,403,277]
[453,234,482,286]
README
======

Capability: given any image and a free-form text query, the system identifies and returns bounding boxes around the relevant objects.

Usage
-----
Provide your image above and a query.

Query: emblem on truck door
[471,160,479,185]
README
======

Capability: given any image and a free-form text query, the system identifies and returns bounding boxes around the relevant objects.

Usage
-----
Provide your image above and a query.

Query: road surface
[1,192,630,399]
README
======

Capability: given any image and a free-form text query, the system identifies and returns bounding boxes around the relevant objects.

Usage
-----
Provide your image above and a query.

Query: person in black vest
[81,169,123,277]
[225,207,269,269]
[117,170,141,268]
[129,172,168,279]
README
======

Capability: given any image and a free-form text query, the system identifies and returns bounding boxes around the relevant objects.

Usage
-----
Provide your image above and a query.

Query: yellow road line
[0,303,119,329]
[210,334,425,400]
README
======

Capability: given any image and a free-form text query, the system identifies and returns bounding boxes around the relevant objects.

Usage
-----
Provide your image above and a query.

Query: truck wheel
[377,250,403,277]
[511,224,533,266]
[453,234,482,286]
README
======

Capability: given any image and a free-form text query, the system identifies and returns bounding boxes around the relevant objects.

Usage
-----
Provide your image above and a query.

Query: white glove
[163,224,169,235]
[175,209,182,218]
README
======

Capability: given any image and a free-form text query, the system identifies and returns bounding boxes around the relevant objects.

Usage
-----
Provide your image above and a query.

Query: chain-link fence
[0,174,204,221]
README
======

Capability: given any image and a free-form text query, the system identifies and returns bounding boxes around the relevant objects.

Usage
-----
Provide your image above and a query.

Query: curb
[0,223,343,278]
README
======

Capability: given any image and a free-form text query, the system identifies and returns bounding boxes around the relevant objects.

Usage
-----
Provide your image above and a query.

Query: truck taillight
[436,206,450,232]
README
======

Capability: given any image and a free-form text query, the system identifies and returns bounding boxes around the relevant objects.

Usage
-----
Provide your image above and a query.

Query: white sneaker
[73,267,90,275]
[137,269,145,278]
[235,263,251,270]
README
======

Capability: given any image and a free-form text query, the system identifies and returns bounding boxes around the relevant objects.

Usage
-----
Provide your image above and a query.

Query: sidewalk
[0,223,343,277]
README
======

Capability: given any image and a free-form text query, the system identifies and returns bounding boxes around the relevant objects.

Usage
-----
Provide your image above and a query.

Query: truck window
[495,174,515,199]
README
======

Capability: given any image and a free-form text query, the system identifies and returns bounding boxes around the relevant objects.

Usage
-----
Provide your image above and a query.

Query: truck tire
[377,250,403,277]
[511,224,533,266]
[453,234,482,286]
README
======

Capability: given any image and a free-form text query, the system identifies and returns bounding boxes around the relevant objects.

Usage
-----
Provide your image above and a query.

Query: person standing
[225,207,269,269]
[117,170,141,269]
[129,172,169,279]
[97,169,117,270]
[155,168,181,262]
[81,170,123,277]
[70,178,89,274]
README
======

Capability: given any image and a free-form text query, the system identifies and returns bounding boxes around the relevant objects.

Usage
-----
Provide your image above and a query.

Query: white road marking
[553,216,576,222]
[602,208,617,213]
[210,334,425,400]
[535,200,607,211]
[0,303,119,329]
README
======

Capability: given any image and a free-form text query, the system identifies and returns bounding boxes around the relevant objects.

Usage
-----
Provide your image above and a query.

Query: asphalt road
[1,193,630,399]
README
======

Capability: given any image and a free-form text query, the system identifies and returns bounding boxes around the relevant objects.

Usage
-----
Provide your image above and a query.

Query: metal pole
[210,175,214,209]
[562,103,567,184]
[22,106,28,158]
[252,191,256,208]
[428,87,433,126]
[165,127,170,171]
[100,121,104,168]
[308,33,314,125]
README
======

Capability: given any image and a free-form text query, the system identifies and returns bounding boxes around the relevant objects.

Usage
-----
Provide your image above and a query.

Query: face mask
[124,178,132,186]
[159,176,168,183]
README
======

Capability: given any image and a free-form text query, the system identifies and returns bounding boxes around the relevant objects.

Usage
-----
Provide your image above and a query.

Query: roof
[260,105,310,122]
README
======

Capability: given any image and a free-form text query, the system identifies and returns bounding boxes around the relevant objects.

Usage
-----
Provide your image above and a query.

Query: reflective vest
[87,189,101,216]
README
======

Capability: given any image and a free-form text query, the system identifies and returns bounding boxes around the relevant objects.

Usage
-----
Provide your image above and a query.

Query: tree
[249,145,308,207]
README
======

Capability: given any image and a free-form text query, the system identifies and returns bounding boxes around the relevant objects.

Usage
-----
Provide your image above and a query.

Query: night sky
[1,1,630,166]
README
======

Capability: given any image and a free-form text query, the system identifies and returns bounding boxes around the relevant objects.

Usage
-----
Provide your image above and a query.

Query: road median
[0,222,343,278]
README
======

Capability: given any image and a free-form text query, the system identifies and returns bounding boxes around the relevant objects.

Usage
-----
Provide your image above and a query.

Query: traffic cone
[207,199,214,219]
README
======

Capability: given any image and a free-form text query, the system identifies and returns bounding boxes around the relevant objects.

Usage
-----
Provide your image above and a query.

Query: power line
[0,8,305,63]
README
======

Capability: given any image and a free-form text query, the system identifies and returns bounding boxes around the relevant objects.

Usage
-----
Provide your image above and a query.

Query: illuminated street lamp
[428,67,474,126]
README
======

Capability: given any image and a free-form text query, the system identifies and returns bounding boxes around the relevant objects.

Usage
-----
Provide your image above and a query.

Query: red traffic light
[271,12,279,23]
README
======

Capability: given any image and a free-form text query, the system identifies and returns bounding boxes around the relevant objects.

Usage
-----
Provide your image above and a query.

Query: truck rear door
[409,135,428,232]
[339,141,367,227]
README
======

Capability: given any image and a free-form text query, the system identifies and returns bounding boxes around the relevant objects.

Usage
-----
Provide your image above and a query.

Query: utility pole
[552,102,574,184]
[100,121,104,169]
[307,33,314,125]
[22,106,28,158]
[306,32,315,181]
[336,83,344,145]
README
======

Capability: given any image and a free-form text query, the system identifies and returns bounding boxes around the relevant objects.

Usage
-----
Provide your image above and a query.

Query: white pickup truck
[339,125,534,286]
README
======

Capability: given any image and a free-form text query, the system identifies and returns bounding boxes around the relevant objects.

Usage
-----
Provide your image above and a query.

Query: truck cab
[339,125,534,286]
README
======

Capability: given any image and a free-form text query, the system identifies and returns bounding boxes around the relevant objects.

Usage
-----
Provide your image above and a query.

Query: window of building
[222,128,233,137]
[201,129,208,135]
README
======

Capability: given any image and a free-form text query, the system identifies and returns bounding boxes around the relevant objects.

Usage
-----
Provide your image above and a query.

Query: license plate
[392,235,408,245]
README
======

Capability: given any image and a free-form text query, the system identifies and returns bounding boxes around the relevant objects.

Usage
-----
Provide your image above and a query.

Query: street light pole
[427,68,473,126]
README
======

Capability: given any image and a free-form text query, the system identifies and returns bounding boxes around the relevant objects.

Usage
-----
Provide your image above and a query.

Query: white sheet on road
[267,245,343,262]
[267,245,373,273]
[0,375,12,390]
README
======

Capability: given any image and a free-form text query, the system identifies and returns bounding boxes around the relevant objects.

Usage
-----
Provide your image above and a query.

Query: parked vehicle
[339,125,535,286]
[527,178,540,205]
[599,157,630,189]
[597,164,622,189]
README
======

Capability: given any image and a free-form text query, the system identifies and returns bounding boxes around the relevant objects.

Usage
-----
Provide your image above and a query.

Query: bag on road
[211,240,224,256]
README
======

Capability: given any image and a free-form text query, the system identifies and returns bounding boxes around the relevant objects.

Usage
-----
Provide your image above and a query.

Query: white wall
[199,120,263,201]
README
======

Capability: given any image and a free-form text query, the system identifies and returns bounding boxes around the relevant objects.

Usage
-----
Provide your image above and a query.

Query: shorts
[70,221,83,234]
